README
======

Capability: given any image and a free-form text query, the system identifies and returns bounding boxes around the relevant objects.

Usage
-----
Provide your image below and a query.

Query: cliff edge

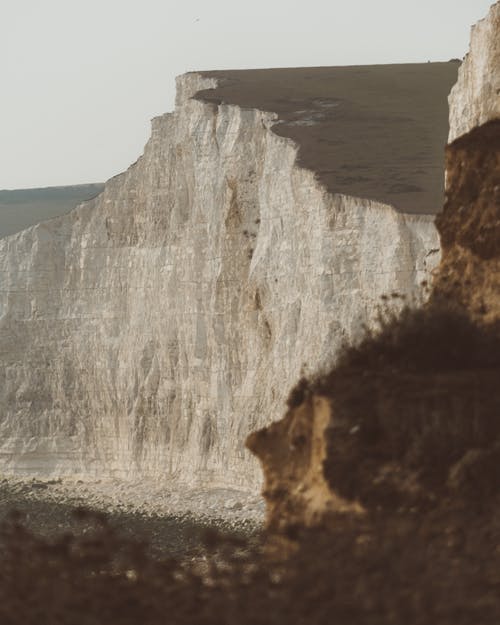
[448,1,500,142]
[0,63,449,493]
[248,1,500,529]
[197,63,457,214]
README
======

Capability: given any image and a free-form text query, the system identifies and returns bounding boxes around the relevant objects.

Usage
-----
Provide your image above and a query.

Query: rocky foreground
[0,3,497,624]
[0,60,445,488]
[0,478,261,559]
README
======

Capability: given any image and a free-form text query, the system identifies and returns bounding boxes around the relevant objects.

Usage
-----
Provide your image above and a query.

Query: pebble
[0,476,265,527]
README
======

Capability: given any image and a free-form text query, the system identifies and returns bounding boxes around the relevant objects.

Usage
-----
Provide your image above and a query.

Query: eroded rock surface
[448,1,500,142]
[249,1,500,528]
[436,0,500,322]
[0,71,439,490]
[435,120,500,321]
[198,63,458,214]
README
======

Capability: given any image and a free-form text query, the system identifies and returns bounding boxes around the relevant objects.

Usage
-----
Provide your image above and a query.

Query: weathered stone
[0,73,438,489]
[448,1,500,142]
[249,1,500,528]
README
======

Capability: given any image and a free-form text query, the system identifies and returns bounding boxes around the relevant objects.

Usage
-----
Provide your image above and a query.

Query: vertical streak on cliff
[0,73,438,489]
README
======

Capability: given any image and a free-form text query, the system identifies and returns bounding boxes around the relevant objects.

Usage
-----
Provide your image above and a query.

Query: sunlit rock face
[0,73,438,489]
[249,2,500,530]
[448,1,500,142]
[436,0,500,322]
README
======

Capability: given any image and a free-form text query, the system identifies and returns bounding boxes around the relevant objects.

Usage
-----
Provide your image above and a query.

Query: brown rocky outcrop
[434,121,500,323]
[435,0,500,323]
[248,1,500,531]
[246,390,362,532]
[248,307,500,528]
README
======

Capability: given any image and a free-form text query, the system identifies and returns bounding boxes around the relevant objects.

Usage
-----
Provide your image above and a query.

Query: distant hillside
[0,183,104,239]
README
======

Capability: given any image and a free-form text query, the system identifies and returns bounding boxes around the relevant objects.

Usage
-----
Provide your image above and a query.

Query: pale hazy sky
[1,0,494,189]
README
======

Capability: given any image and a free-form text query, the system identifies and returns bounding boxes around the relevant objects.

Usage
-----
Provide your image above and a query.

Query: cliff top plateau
[196,62,459,214]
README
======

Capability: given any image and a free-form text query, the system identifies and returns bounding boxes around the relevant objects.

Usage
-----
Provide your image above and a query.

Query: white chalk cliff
[0,73,439,489]
[449,1,500,142]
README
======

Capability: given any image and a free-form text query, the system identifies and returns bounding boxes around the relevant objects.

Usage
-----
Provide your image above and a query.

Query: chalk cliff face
[249,1,500,529]
[436,0,500,322]
[0,73,439,489]
[448,1,500,142]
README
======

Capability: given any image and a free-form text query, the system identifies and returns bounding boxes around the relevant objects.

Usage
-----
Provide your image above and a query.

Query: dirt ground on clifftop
[197,63,458,214]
